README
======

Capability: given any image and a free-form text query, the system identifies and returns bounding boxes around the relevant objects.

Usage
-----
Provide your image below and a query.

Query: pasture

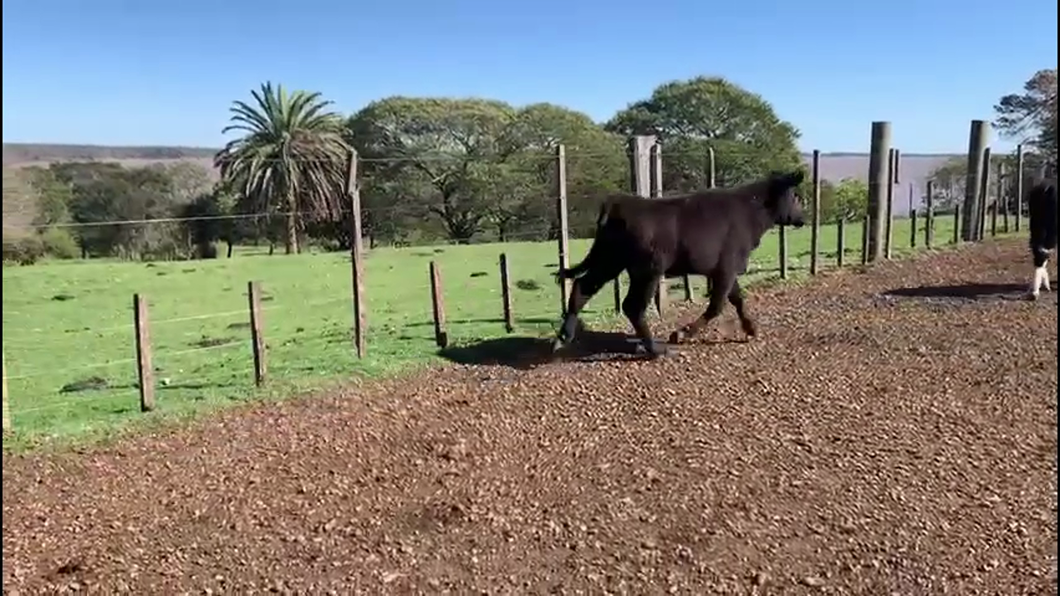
[2,217,951,448]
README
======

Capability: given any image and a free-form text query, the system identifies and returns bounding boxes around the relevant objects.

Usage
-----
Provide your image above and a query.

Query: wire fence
[1,141,1030,439]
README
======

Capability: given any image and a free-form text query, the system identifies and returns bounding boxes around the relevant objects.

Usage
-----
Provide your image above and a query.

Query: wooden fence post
[499,253,514,333]
[867,122,892,262]
[649,142,668,314]
[953,205,961,244]
[836,218,846,268]
[1000,162,1010,233]
[247,281,266,387]
[133,293,155,412]
[429,261,448,348]
[885,148,897,259]
[345,150,366,358]
[861,213,870,266]
[994,162,1005,236]
[963,120,990,241]
[554,145,571,315]
[778,225,788,279]
[628,135,660,315]
[2,352,9,431]
[925,180,935,248]
[978,147,992,241]
[908,184,917,249]
[1015,144,1024,232]
[704,147,717,297]
[810,149,821,275]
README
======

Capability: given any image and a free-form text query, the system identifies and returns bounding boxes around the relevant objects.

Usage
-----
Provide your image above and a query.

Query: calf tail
[555,202,611,284]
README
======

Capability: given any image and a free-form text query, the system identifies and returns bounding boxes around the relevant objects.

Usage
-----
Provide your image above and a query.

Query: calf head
[765,170,806,227]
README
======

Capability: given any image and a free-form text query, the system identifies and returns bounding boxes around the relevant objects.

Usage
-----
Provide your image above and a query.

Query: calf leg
[668,271,736,344]
[553,263,622,349]
[727,280,758,338]
[624,271,667,357]
[1029,246,1052,300]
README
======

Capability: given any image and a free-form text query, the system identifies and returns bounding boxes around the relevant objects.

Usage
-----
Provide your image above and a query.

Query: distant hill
[2,143,963,216]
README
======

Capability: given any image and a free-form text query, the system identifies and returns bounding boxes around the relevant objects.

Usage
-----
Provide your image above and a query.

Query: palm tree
[215,82,351,254]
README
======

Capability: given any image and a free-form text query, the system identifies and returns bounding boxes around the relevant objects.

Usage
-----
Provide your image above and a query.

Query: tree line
[3,70,1055,265]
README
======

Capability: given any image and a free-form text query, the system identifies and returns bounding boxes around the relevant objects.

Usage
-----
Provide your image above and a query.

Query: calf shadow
[438,329,653,370]
[882,282,1041,301]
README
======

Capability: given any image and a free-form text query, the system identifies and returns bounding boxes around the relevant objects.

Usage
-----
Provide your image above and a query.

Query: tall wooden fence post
[649,142,668,314]
[810,149,821,275]
[345,150,366,358]
[247,281,266,387]
[429,261,448,349]
[628,135,659,315]
[1015,144,1025,232]
[884,147,898,259]
[499,253,514,333]
[554,145,571,315]
[867,122,892,262]
[2,352,9,431]
[925,180,935,248]
[133,293,155,412]
[963,120,990,241]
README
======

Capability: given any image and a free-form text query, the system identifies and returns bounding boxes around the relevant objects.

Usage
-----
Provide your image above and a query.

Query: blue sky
[2,0,1055,153]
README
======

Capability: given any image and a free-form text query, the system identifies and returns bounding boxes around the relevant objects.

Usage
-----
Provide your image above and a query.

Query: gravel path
[3,238,1057,595]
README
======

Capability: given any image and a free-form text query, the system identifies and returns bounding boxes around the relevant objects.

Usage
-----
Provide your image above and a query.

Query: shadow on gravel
[882,282,1036,301]
[438,329,652,370]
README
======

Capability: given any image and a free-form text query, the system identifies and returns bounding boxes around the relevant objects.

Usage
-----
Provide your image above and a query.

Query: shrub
[2,233,45,265]
[39,227,80,259]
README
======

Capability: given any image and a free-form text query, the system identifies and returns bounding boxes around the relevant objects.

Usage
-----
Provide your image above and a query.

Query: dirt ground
[3,238,1057,595]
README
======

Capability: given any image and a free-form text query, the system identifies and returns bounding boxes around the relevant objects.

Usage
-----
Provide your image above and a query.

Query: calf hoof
[550,337,567,353]
[668,329,685,344]
[740,320,758,338]
[1027,291,1041,302]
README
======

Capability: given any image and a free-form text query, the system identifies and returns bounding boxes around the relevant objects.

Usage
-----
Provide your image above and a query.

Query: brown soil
[3,238,1057,595]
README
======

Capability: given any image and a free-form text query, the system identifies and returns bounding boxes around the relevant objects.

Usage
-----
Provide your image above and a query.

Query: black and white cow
[1026,177,1057,300]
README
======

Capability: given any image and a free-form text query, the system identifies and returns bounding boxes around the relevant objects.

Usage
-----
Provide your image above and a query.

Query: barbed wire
[202,147,776,167]
[2,295,356,347]
[2,198,614,232]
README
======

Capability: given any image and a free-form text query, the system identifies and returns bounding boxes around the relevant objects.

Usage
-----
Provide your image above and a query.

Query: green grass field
[2,217,960,449]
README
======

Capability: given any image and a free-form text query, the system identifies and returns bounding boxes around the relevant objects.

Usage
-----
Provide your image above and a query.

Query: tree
[831,178,869,222]
[161,161,214,204]
[502,103,627,238]
[215,82,351,254]
[994,69,1057,169]
[59,163,181,259]
[605,76,804,192]
[925,153,1019,212]
[347,97,518,243]
[348,98,629,245]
